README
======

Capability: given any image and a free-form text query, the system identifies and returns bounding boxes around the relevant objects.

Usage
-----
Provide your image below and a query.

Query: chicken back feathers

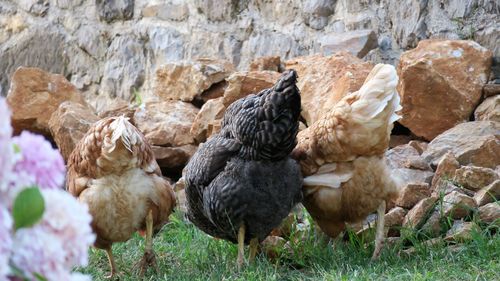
[292,64,401,237]
[66,116,175,248]
[185,70,303,243]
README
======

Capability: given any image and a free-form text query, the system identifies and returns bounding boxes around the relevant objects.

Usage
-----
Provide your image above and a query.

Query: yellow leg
[237,224,246,269]
[137,209,158,276]
[372,201,386,260]
[248,238,259,263]
[104,247,117,279]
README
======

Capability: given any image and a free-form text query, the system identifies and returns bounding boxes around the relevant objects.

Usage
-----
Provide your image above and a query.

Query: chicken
[291,64,402,259]
[66,116,176,278]
[184,70,303,267]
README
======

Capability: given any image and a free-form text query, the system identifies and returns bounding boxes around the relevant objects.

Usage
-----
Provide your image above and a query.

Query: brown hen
[66,116,176,278]
[292,64,402,259]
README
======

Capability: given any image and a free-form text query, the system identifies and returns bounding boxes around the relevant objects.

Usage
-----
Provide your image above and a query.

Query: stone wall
[0,0,498,110]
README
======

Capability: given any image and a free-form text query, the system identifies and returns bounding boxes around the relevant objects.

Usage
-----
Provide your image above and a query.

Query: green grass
[79,212,500,281]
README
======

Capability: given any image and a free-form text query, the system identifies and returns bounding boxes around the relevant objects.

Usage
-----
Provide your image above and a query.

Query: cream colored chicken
[291,64,402,259]
[66,116,176,278]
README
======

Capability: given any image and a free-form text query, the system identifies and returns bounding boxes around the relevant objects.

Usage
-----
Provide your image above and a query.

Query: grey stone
[96,0,134,23]
[18,0,49,16]
[148,26,185,66]
[319,30,378,58]
[100,34,147,102]
[303,0,336,30]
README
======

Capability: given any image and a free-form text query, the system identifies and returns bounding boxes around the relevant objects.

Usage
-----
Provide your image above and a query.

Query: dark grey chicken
[185,70,303,267]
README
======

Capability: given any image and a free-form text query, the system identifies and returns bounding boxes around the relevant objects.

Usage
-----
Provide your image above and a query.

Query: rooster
[291,64,402,259]
[66,116,176,278]
[184,70,303,267]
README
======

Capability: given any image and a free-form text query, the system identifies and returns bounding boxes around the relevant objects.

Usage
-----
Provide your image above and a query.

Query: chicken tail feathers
[350,64,401,130]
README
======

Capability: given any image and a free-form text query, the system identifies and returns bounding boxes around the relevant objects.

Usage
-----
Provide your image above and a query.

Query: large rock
[422,121,500,169]
[154,58,234,102]
[319,30,378,58]
[430,152,460,190]
[285,53,373,125]
[302,0,336,29]
[397,40,493,140]
[133,101,198,147]
[223,70,281,107]
[478,203,500,224]
[386,144,431,171]
[444,221,477,242]
[396,183,431,209]
[452,166,499,192]
[7,67,87,136]
[141,1,189,21]
[474,180,500,207]
[475,95,500,122]
[248,56,281,72]
[48,101,99,161]
[441,191,477,219]
[190,97,225,142]
[152,145,197,170]
[403,197,437,229]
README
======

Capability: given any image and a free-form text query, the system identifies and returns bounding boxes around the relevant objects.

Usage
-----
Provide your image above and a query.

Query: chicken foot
[136,210,158,276]
[248,238,259,263]
[371,201,386,260]
[237,224,246,269]
[104,247,118,279]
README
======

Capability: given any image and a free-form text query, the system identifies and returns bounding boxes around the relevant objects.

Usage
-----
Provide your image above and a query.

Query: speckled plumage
[185,70,303,244]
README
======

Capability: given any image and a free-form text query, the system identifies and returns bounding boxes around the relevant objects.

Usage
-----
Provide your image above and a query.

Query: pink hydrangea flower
[0,97,16,203]
[39,189,95,268]
[11,227,66,281]
[12,131,65,190]
[10,189,95,280]
[0,207,12,280]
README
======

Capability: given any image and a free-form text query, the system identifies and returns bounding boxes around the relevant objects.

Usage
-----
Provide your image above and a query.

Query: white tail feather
[107,116,136,153]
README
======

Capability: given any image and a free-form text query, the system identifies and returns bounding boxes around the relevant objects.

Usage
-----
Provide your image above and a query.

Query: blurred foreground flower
[0,97,95,281]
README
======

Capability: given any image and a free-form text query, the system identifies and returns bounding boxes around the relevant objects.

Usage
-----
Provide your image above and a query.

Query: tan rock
[444,221,477,242]
[173,176,186,192]
[207,120,222,138]
[385,207,407,237]
[422,121,500,169]
[97,99,136,120]
[190,97,225,142]
[420,210,442,237]
[7,67,87,136]
[442,191,477,219]
[175,188,187,215]
[389,135,413,148]
[475,95,500,122]
[152,144,197,169]
[249,56,281,72]
[261,236,288,260]
[155,58,235,102]
[386,144,420,170]
[133,101,199,147]
[452,166,499,191]
[408,140,428,155]
[478,202,500,224]
[285,52,373,125]
[483,83,500,98]
[223,71,281,107]
[391,168,434,190]
[396,183,431,209]
[432,179,475,198]
[403,197,437,229]
[431,152,461,190]
[48,101,99,161]
[398,40,493,140]
[474,180,500,206]
[198,81,227,104]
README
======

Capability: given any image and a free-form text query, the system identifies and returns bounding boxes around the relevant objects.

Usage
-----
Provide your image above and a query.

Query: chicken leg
[104,247,118,279]
[371,201,386,260]
[137,210,158,276]
[237,224,246,269]
[248,238,259,263]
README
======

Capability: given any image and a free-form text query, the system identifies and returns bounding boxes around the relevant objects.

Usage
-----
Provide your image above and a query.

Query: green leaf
[13,143,20,153]
[34,272,48,281]
[12,186,45,230]
[133,88,143,107]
